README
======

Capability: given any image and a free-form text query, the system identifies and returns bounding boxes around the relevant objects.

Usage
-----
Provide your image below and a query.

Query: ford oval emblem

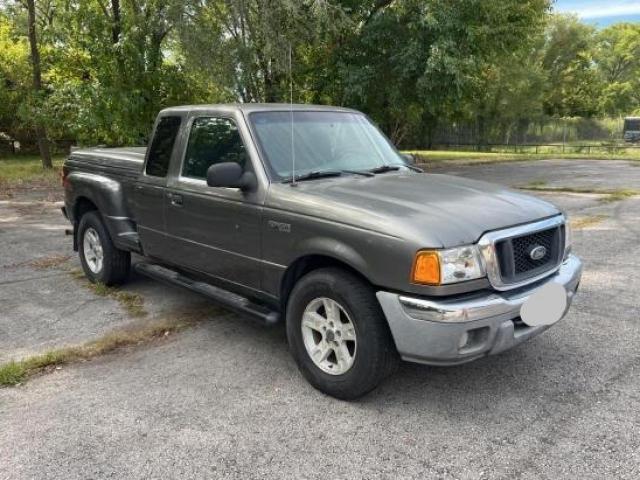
[529,245,547,261]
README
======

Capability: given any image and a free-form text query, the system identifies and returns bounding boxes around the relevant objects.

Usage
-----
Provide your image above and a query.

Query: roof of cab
[159,103,360,115]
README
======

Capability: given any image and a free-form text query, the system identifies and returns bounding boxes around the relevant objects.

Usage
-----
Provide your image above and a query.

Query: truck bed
[67,147,146,177]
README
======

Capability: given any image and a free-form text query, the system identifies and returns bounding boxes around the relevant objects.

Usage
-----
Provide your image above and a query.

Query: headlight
[412,245,485,285]
[564,219,573,259]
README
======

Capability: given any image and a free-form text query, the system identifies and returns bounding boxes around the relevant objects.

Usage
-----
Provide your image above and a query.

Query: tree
[178,0,347,103]
[594,23,640,115]
[540,14,601,117]
[331,0,551,147]
[24,0,52,167]
[40,0,197,146]
[0,14,32,150]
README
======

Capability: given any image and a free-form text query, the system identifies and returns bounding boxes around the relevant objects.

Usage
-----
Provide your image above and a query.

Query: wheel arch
[67,172,138,252]
[74,196,99,220]
[280,254,374,313]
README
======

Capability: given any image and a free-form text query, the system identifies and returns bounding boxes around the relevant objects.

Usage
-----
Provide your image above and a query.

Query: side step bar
[135,263,280,325]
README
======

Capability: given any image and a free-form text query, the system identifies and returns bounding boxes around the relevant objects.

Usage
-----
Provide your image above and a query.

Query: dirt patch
[29,254,72,269]
[570,215,608,229]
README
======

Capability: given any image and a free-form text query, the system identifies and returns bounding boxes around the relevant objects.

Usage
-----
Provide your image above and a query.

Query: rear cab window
[145,116,182,177]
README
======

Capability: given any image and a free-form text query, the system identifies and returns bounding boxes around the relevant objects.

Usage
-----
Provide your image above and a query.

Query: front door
[164,115,264,292]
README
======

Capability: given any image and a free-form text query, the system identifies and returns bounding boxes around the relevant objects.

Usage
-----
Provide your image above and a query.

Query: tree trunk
[111,0,121,45]
[26,0,52,169]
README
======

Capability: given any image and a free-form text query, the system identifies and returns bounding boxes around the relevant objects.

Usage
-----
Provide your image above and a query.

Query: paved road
[1,160,639,479]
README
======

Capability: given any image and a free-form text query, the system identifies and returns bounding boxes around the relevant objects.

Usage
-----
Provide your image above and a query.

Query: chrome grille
[495,226,563,284]
[478,216,566,291]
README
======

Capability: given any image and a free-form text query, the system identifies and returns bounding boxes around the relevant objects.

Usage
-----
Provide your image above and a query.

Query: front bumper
[376,254,583,366]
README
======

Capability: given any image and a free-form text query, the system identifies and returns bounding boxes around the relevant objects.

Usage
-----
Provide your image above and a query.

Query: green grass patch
[600,189,638,203]
[69,270,147,318]
[406,150,640,165]
[0,361,26,386]
[0,155,65,194]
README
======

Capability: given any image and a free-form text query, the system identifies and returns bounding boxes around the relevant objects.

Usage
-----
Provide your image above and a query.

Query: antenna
[289,43,297,186]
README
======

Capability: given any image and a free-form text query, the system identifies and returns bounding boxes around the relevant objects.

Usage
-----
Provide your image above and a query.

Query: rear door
[133,114,183,258]
[163,112,264,292]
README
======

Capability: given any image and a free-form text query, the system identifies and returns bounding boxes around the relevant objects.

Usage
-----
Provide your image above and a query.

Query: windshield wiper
[282,169,377,183]
[281,170,343,183]
[369,164,423,174]
[341,169,375,177]
[369,165,402,174]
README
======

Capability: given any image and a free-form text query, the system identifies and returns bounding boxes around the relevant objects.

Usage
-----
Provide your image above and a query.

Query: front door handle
[168,193,183,207]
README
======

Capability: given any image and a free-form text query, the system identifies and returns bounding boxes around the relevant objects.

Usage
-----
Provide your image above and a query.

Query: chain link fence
[429,117,633,151]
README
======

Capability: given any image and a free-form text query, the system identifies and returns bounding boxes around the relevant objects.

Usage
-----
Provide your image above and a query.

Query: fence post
[535,145,538,154]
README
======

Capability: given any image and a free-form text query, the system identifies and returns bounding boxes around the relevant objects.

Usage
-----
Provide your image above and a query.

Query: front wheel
[286,268,398,400]
[78,210,130,285]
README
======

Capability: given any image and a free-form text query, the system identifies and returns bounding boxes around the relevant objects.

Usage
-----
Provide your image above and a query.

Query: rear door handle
[168,193,183,207]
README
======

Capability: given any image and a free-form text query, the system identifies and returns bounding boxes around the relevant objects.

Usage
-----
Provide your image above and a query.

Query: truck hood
[267,172,561,247]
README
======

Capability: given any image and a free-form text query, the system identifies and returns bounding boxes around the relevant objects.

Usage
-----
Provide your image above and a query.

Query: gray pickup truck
[62,104,582,399]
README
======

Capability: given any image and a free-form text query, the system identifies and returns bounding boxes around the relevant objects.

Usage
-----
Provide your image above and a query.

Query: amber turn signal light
[412,251,441,285]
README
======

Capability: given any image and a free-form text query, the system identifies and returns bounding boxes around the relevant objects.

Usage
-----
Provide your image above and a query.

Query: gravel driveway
[1,159,639,479]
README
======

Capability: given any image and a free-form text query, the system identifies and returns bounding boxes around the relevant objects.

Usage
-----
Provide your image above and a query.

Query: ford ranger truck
[61,104,583,399]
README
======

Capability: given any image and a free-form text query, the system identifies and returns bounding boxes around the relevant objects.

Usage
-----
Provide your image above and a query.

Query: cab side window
[182,117,247,180]
[145,116,182,177]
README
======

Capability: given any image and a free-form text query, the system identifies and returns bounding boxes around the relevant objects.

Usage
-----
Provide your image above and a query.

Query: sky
[555,0,640,26]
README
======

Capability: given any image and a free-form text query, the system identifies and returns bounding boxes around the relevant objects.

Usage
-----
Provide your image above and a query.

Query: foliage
[594,23,640,115]
[540,14,601,117]
[0,1,639,156]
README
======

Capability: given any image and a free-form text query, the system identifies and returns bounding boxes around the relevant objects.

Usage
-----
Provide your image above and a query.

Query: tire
[286,268,398,400]
[78,210,130,285]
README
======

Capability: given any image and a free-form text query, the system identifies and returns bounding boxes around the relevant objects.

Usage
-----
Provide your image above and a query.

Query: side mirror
[206,162,257,191]
[402,153,416,165]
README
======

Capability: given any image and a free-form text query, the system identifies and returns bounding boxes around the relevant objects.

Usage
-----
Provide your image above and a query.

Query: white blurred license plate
[520,282,568,327]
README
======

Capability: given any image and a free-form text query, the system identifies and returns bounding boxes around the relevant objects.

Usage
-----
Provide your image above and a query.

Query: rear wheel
[78,210,130,285]
[286,268,398,400]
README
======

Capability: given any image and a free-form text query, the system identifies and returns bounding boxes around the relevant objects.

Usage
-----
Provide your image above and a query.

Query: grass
[600,189,638,203]
[67,268,147,317]
[0,314,209,386]
[524,180,547,188]
[407,150,640,165]
[0,155,64,185]
[518,184,639,203]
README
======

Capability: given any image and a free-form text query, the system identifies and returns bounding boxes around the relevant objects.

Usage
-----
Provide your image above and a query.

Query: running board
[135,263,280,325]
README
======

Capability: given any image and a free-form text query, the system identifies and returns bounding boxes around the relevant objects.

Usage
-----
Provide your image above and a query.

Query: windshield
[249,111,407,180]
